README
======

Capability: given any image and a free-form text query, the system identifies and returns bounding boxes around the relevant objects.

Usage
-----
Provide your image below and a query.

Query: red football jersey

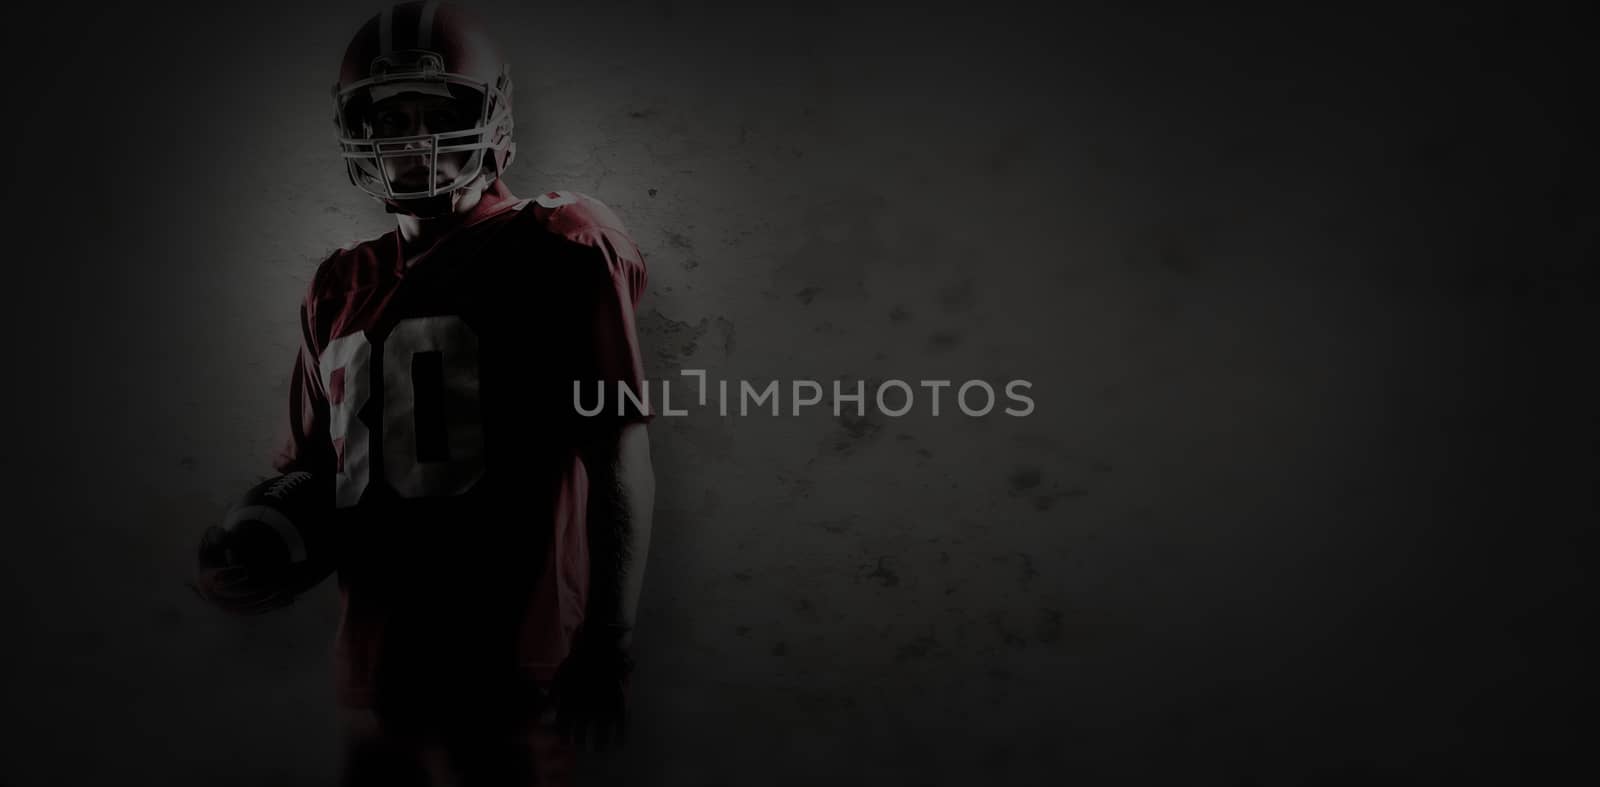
[271,181,651,711]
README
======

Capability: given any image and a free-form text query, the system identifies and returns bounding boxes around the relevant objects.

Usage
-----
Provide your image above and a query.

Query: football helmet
[333,1,516,216]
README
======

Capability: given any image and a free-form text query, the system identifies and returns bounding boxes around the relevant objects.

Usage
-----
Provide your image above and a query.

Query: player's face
[363,94,477,193]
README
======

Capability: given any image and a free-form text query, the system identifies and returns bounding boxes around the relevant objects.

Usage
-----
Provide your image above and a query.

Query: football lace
[264,472,312,500]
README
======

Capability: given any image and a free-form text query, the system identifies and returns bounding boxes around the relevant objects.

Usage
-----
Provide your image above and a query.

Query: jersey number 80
[319,315,483,508]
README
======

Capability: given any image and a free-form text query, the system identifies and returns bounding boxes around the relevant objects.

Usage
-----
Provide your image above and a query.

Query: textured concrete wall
[1,1,1589,785]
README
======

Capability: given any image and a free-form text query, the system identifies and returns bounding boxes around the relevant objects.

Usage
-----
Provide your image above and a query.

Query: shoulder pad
[306,230,396,302]
[525,190,631,243]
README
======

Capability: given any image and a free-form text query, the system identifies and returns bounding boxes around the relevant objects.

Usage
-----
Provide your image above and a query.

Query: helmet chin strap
[384,193,454,218]
[383,172,494,218]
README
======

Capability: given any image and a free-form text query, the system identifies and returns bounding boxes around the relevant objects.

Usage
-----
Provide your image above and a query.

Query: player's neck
[394,184,496,259]
[397,209,469,258]
[394,178,516,261]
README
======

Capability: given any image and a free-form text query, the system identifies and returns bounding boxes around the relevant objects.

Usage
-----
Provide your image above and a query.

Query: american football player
[192,3,656,784]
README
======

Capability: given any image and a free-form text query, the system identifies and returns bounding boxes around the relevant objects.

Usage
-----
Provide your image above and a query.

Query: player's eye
[372,111,413,135]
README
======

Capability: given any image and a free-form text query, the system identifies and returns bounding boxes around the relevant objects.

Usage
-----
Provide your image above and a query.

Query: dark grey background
[1,1,1591,785]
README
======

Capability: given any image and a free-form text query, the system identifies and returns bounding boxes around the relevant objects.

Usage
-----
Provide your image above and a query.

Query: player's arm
[574,218,655,648]
[553,202,655,749]
[578,421,655,650]
[560,375,655,752]
[271,296,336,478]
[194,290,336,614]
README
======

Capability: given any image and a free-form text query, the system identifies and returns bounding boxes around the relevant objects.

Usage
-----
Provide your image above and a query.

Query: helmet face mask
[335,62,512,204]
[331,3,516,215]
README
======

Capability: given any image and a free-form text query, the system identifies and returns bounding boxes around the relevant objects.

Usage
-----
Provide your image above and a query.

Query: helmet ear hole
[337,92,372,138]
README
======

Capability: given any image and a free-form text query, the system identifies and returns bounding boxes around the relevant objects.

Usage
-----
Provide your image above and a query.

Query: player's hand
[188,525,299,616]
[552,626,636,752]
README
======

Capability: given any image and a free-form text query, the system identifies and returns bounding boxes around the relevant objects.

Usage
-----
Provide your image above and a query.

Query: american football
[222,471,335,571]
[193,471,337,614]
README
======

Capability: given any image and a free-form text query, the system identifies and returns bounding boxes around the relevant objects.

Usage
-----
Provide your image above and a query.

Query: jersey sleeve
[571,219,653,437]
[271,295,337,476]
